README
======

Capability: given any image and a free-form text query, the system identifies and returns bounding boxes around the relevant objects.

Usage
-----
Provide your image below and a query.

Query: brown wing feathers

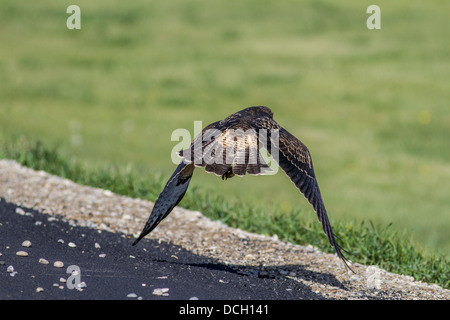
[252,116,352,270]
[132,160,194,246]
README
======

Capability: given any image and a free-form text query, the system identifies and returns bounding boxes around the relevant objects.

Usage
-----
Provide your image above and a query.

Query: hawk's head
[244,106,274,119]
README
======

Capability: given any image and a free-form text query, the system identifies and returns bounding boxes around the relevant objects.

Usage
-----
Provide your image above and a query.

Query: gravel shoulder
[0,159,449,300]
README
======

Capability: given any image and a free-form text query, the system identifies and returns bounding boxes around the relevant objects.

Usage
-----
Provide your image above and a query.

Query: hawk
[132,106,352,271]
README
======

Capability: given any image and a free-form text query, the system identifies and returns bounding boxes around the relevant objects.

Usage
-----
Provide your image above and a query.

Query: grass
[0,0,449,280]
[1,140,448,289]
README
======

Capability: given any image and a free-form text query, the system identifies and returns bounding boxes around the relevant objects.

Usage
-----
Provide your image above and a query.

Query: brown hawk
[132,106,352,271]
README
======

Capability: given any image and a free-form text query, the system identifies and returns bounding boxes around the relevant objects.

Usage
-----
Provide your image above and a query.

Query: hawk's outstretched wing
[252,116,352,271]
[132,160,194,246]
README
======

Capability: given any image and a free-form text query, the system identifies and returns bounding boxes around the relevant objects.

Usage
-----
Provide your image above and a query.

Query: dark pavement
[0,198,324,301]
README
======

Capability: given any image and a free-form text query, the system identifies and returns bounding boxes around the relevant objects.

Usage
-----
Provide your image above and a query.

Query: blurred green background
[0,0,449,257]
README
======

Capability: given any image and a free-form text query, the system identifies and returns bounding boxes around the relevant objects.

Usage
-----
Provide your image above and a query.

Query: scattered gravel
[68,242,76,248]
[53,261,64,268]
[0,159,449,300]
[77,282,87,290]
[21,240,32,248]
[16,251,28,257]
[152,288,170,296]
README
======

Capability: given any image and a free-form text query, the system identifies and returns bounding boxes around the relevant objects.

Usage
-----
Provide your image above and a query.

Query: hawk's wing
[252,117,352,270]
[133,120,224,246]
[132,160,194,246]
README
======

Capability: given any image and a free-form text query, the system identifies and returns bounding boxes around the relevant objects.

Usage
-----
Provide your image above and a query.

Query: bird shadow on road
[193,260,347,289]
[146,245,350,300]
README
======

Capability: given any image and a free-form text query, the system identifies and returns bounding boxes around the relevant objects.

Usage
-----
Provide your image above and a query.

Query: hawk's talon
[222,168,234,180]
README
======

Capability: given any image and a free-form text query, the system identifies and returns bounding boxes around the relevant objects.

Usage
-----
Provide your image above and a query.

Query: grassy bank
[1,140,448,289]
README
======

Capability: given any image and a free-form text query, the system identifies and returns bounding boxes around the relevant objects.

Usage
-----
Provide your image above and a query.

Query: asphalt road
[0,198,322,301]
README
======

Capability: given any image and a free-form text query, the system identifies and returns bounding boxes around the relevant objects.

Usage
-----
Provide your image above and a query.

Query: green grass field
[1,0,449,266]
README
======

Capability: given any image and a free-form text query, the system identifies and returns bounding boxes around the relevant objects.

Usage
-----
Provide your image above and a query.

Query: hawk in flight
[133,106,352,271]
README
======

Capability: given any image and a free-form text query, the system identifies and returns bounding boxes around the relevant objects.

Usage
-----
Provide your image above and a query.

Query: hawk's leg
[221,167,235,180]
